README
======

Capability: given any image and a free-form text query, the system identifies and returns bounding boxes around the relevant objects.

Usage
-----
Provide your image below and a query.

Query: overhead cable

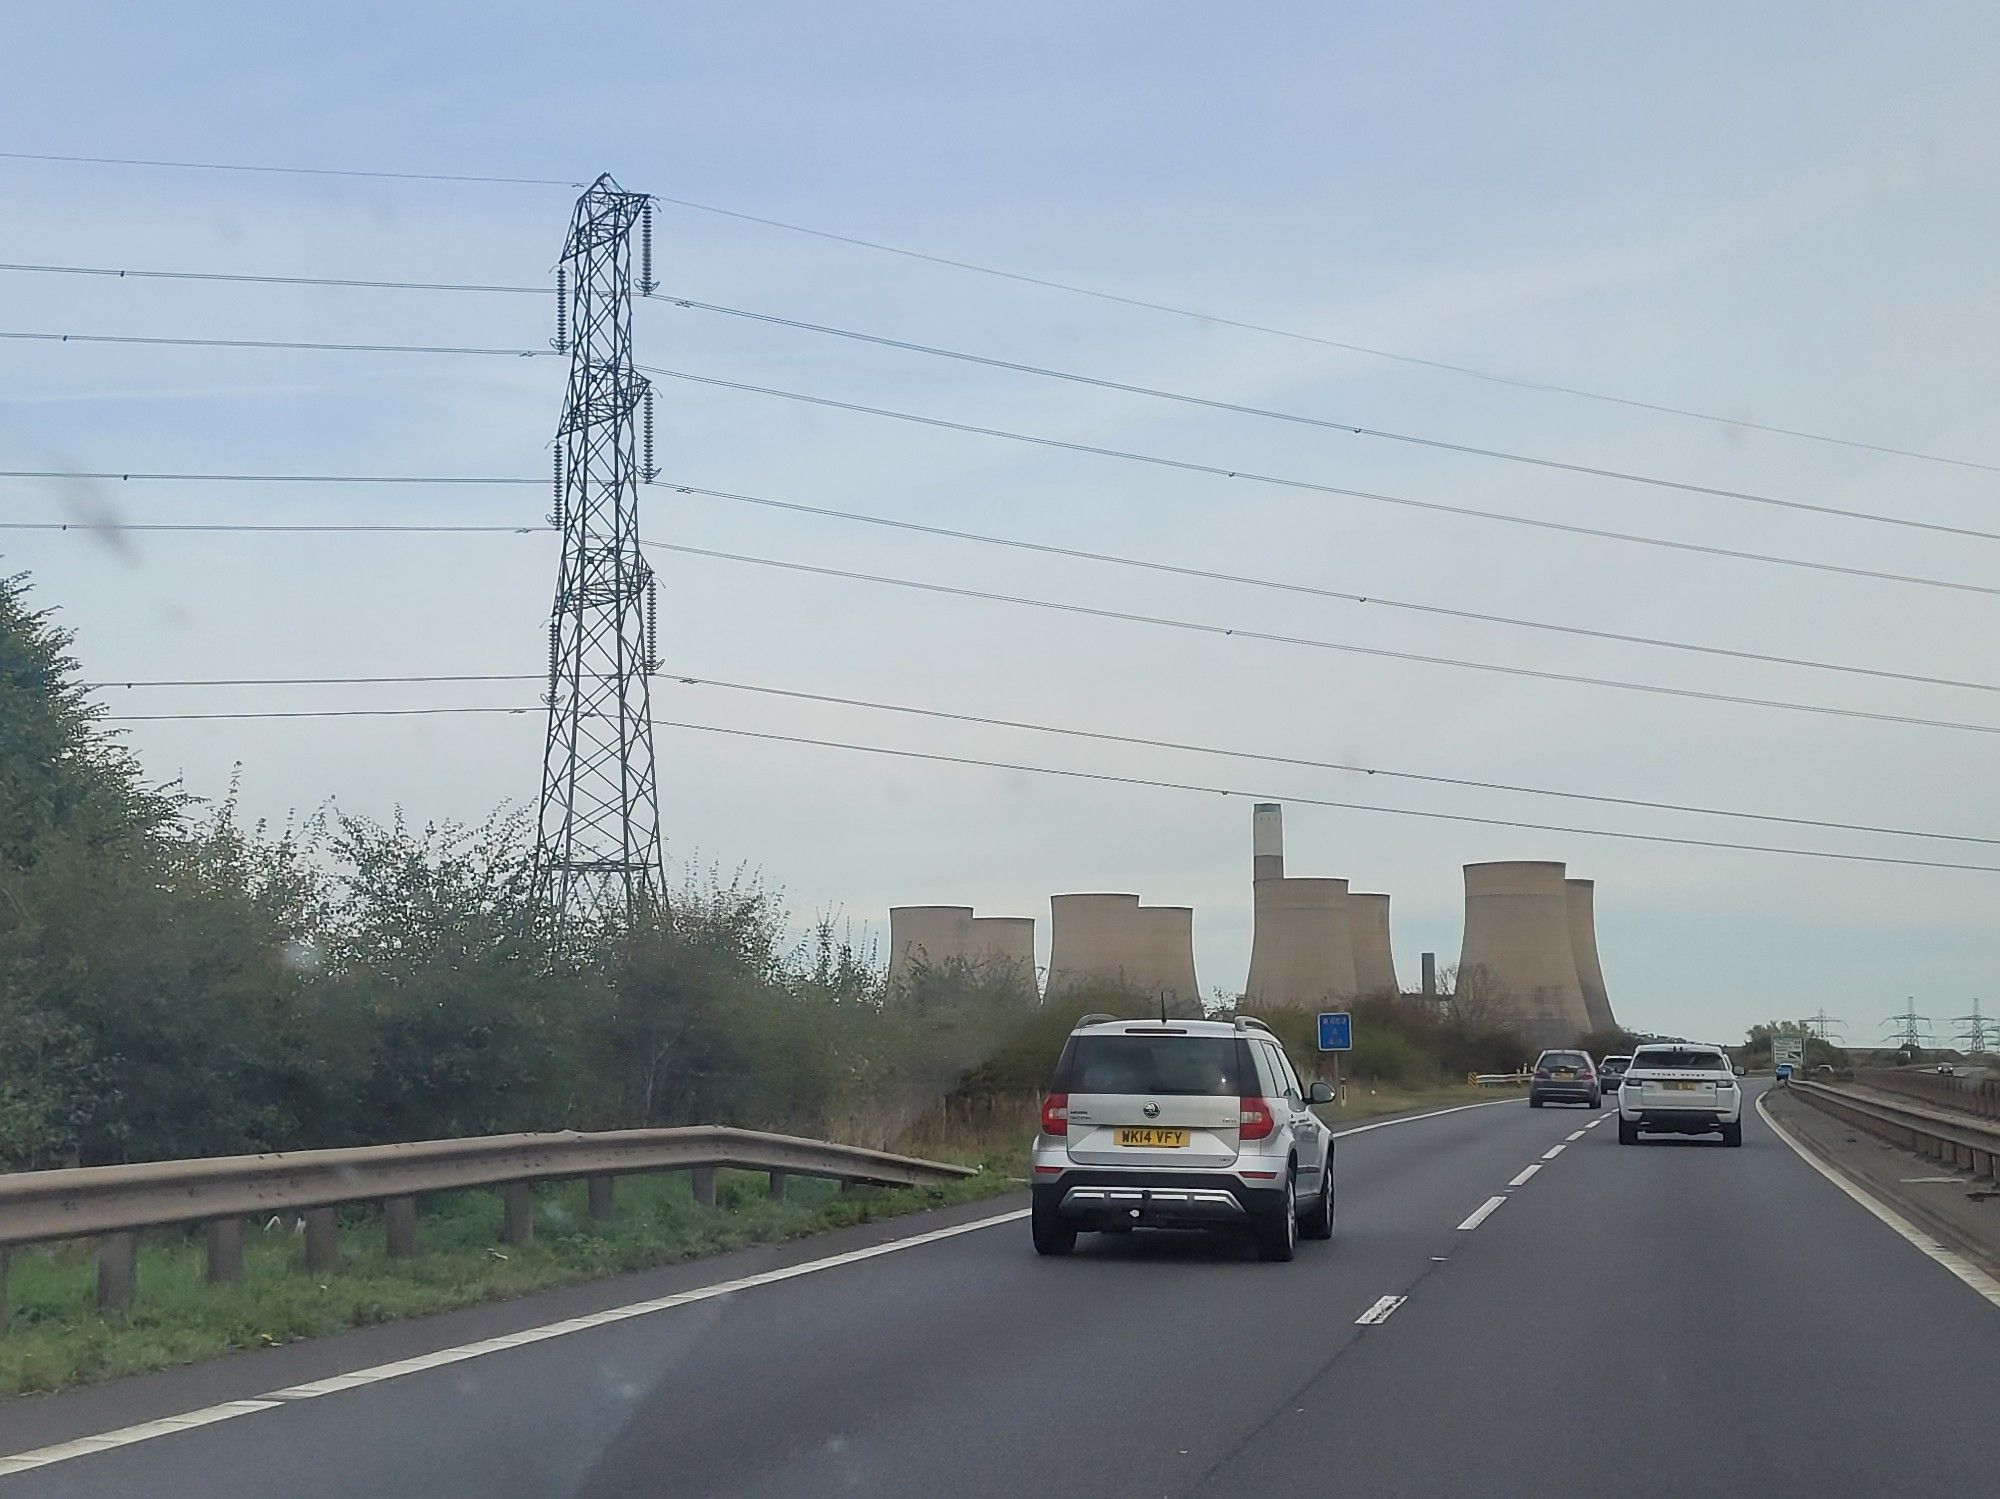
[82,668,2000,847]
[639,367,2000,599]
[658,295,1997,543]
[89,701,2000,873]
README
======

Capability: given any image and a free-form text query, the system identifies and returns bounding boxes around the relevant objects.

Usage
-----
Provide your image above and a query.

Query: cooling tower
[970,915,1039,1003]
[1129,905,1201,1011]
[1045,893,1144,999]
[1349,893,1399,999]
[1253,803,1285,882]
[1458,862,1590,1048]
[1564,879,1617,1036]
[886,905,977,991]
[1245,876,1357,1010]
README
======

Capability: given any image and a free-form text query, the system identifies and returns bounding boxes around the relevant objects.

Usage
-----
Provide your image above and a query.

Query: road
[5,1084,1998,1497]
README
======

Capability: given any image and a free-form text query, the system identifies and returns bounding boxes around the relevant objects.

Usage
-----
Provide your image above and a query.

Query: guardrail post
[98,1232,138,1311]
[839,1177,861,1193]
[502,1183,534,1245]
[205,1218,244,1283]
[384,1196,417,1257]
[587,1176,615,1223]
[767,1170,787,1201]
[303,1208,339,1273]
[690,1167,716,1208]
[1,1250,10,1335]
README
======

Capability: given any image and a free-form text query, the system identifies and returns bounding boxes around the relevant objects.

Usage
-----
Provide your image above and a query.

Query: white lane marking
[1541,1143,1567,1160]
[0,1402,283,1476]
[1457,1195,1507,1231]
[2,1097,1519,1475]
[1756,1093,2000,1313]
[1355,1295,1407,1325]
[1585,1116,1608,1129]
[1327,1098,1513,1138]
[0,1208,1030,1476]
[1565,1130,1587,1142]
[1902,1176,1965,1184]
[1506,1164,1542,1188]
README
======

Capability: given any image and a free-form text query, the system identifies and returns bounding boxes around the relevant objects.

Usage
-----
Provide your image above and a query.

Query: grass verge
[0,1143,1020,1399]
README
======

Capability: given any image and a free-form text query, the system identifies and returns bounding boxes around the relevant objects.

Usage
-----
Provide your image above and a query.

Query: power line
[0,471,539,486]
[5,263,1968,537]
[0,149,579,188]
[639,366,2000,600]
[81,668,2000,847]
[666,484,2000,695]
[658,295,1997,544]
[11,323,1991,593]
[5,144,1983,472]
[641,539,2000,737]
[1,329,550,359]
[89,701,2000,873]
[8,489,1996,696]
[0,261,548,295]
[644,195,1999,475]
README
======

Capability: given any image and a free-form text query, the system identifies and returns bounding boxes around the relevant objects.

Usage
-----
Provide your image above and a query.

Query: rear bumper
[1033,1169,1288,1227]
[1530,1084,1598,1103]
[1621,1107,1739,1133]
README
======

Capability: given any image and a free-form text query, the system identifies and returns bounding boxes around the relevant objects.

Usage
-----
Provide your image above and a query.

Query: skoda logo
[1143,1101,1161,1118]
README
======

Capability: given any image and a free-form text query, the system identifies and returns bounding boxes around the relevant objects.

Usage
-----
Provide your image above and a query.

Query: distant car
[1528,1049,1601,1109]
[1030,1013,1336,1261]
[1618,1043,1742,1146]
[1774,1063,1794,1082]
[1597,1054,1632,1093]
[1936,1064,1957,1076]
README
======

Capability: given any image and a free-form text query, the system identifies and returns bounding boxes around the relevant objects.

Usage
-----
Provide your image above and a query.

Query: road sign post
[1318,1012,1353,1102]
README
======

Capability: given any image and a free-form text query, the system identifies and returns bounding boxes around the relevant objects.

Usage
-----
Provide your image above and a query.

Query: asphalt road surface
[6,1085,1998,1497]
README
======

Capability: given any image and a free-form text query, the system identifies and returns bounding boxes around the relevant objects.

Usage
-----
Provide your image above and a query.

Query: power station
[884,804,1619,1046]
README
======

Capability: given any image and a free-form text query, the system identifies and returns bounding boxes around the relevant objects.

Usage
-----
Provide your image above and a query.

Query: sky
[3,2,1997,1048]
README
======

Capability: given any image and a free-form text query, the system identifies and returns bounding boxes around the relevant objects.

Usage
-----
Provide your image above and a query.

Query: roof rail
[1073,1013,1120,1030]
[1233,1015,1275,1034]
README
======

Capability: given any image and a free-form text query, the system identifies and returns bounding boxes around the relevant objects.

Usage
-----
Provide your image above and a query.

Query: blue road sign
[1317,1011,1352,1052]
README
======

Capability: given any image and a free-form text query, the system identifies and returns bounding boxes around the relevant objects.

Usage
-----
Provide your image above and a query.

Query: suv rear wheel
[1031,1194,1076,1256]
[1720,1120,1743,1148]
[1299,1169,1335,1241]
[1617,1117,1639,1145]
[1254,1172,1299,1262]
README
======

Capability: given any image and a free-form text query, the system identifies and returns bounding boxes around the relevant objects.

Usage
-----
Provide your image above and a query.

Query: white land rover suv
[1031,1015,1336,1261]
[1617,1042,1743,1147]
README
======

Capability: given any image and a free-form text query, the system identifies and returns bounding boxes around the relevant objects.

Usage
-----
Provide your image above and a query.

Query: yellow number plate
[1116,1127,1190,1147]
[1665,1081,1698,1091]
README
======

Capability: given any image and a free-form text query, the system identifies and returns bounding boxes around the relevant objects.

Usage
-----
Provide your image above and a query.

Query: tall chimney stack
[1252,802,1285,882]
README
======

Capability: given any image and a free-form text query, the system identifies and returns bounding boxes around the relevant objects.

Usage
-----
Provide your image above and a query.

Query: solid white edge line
[1756,1093,2000,1312]
[1457,1195,1507,1231]
[1506,1164,1542,1188]
[1354,1294,1407,1325]
[1,1096,1522,1474]
[1541,1143,1566,1160]
[0,1208,1030,1475]
[1327,1097,1514,1138]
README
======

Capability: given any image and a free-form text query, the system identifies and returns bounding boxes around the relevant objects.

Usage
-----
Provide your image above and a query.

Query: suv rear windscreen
[1066,1036,1241,1096]
[1635,1049,1725,1071]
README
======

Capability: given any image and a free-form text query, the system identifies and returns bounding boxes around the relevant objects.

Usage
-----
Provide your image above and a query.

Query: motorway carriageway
[3,1083,1997,1498]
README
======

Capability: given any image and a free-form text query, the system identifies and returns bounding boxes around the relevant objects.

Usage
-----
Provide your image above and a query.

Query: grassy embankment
[0,1122,1025,1399]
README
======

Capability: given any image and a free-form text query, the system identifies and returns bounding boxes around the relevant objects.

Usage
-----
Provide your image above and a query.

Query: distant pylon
[1949,998,1991,1054]
[1882,999,1933,1051]
[1805,1008,1845,1044]
[532,173,663,934]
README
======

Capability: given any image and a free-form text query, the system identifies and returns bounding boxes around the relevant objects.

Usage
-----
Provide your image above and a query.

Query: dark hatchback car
[1528,1049,1601,1108]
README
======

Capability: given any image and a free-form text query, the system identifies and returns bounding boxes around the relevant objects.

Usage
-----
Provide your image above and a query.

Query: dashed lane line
[1355,1295,1407,1325]
[1457,1195,1507,1231]
[1565,1130,1586,1141]
[1541,1143,1567,1161]
[1506,1164,1542,1188]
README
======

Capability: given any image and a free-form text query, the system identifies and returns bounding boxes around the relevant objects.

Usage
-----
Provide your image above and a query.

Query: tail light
[1239,1096,1278,1141]
[1533,1068,1552,1080]
[1039,1092,1069,1137]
